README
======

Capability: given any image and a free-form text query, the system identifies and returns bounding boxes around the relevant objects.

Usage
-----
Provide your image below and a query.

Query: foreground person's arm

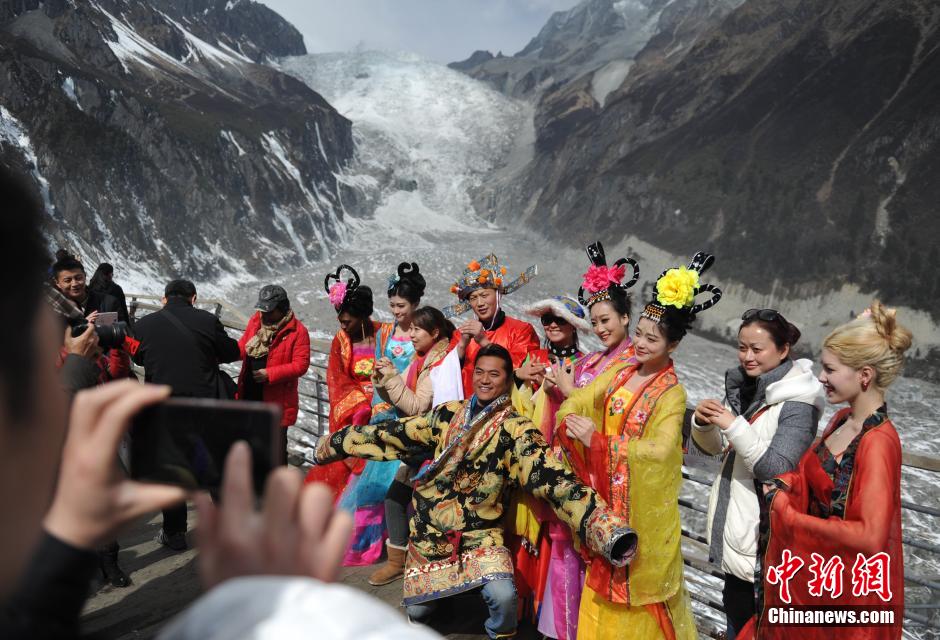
[1,381,188,640]
[159,442,441,639]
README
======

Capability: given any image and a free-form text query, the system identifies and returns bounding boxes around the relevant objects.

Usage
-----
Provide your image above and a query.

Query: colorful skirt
[337,459,400,566]
[537,523,586,640]
[576,581,696,640]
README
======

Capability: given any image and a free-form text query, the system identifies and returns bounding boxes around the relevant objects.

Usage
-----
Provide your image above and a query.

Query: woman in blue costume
[340,262,425,566]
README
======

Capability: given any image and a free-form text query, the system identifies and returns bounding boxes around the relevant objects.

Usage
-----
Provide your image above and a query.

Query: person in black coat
[89,262,131,325]
[130,279,240,549]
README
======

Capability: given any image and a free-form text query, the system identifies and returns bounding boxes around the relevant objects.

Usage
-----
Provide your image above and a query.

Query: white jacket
[691,358,824,581]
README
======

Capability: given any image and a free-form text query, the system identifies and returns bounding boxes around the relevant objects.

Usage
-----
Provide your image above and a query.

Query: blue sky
[260,0,581,63]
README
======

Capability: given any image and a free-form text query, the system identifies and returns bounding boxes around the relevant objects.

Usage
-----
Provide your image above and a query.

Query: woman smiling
[556,252,723,640]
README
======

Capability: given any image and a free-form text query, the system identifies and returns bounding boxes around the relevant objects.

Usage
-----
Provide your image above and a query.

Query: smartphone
[130,398,284,492]
[96,311,118,326]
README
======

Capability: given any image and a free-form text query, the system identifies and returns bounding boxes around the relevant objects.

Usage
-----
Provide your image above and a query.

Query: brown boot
[368,542,406,586]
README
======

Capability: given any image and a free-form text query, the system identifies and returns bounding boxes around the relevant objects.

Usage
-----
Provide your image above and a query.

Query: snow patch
[271,205,309,262]
[590,60,633,107]
[0,106,56,216]
[160,13,251,68]
[314,122,329,163]
[96,3,189,75]
[61,77,82,111]
[220,129,246,156]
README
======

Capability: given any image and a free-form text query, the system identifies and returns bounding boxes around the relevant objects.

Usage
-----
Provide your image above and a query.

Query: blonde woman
[750,302,911,640]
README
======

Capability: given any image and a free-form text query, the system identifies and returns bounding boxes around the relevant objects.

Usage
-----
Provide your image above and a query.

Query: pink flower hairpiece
[581,264,626,294]
[328,281,347,307]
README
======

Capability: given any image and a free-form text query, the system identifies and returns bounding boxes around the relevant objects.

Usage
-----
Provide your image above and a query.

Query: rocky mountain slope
[0,0,355,282]
[455,0,940,368]
[450,0,740,101]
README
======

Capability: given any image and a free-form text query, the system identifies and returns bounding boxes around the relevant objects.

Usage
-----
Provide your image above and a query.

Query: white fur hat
[524,296,591,333]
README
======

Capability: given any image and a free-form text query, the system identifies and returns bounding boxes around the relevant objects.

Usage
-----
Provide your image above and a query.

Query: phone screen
[96,311,118,326]
[130,398,284,492]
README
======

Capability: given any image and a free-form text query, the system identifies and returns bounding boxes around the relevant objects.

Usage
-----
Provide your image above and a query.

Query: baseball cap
[255,285,288,312]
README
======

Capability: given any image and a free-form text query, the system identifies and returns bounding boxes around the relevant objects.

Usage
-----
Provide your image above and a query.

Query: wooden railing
[126,294,940,635]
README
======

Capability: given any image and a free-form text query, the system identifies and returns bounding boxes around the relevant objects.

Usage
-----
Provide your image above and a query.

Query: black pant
[722,572,756,639]
[162,505,187,535]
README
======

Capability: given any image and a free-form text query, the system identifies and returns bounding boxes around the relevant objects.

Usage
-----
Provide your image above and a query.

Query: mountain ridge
[0,0,355,283]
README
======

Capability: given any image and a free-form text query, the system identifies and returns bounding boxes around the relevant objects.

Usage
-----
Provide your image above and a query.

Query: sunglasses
[540,314,570,327]
[741,308,782,322]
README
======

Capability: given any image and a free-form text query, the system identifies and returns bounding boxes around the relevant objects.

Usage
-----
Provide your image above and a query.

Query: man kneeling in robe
[314,344,637,639]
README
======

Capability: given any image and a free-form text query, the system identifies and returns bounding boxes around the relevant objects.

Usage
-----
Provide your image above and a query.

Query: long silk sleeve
[770,427,902,557]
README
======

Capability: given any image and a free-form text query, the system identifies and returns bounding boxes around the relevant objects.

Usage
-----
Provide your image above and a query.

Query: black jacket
[92,281,131,325]
[0,533,97,639]
[80,289,128,324]
[131,298,240,398]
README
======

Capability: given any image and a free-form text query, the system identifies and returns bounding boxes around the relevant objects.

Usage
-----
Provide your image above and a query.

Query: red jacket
[461,312,540,396]
[237,313,311,427]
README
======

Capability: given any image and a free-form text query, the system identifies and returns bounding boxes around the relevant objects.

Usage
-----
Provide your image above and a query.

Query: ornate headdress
[443,253,537,317]
[577,241,640,308]
[641,252,722,323]
[524,295,591,332]
[324,263,361,311]
[387,262,424,293]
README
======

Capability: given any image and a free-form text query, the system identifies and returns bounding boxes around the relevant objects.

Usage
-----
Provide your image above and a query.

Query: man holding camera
[52,254,129,325]
[130,280,241,550]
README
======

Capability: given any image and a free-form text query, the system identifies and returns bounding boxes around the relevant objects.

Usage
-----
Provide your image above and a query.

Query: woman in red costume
[747,301,912,640]
[305,264,378,497]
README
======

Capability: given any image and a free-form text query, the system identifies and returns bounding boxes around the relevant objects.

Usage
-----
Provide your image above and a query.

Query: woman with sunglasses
[691,308,824,639]
[509,296,591,638]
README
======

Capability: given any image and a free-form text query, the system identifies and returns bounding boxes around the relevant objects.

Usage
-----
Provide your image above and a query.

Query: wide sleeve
[555,367,618,484]
[266,326,311,384]
[326,333,370,432]
[625,385,686,465]
[315,411,439,465]
[511,381,536,419]
[506,418,636,566]
[509,322,540,368]
[770,428,901,557]
[726,400,820,480]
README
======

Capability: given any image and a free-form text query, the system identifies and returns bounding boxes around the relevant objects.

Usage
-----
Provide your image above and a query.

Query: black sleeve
[59,354,99,393]
[213,317,241,363]
[0,533,98,640]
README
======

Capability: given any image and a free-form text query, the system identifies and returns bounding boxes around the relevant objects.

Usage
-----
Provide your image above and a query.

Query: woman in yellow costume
[556,252,723,640]
[509,242,640,640]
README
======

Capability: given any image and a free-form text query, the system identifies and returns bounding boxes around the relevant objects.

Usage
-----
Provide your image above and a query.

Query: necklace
[550,343,579,359]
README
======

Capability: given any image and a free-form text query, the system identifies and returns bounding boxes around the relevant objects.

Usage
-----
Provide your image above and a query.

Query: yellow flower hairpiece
[656,267,699,309]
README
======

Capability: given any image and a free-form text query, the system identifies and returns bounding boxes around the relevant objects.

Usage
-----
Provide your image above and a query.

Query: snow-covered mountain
[0,0,354,287]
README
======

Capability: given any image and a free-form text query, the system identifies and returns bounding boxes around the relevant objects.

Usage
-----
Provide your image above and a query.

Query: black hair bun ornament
[325,264,361,310]
[576,241,640,308]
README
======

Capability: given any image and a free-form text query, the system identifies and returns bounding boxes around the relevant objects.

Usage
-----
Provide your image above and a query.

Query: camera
[70,319,129,351]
